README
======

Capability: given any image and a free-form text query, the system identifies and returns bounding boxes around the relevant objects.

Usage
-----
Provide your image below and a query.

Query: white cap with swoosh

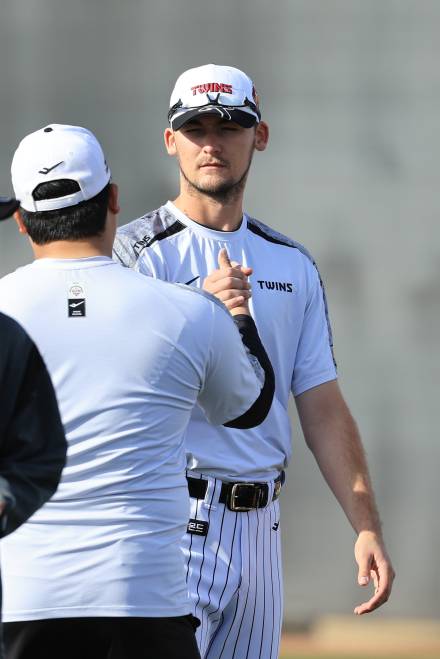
[11,124,111,212]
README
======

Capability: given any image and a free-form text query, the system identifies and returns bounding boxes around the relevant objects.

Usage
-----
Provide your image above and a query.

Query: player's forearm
[296,382,382,537]
[311,416,381,536]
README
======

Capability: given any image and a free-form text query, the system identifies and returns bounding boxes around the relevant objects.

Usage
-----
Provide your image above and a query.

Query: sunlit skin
[164,114,269,232]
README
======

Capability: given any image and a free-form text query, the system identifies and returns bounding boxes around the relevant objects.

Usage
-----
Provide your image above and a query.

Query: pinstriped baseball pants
[182,473,283,659]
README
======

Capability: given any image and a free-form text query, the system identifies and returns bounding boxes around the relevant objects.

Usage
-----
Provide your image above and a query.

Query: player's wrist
[356,528,384,543]
[230,307,250,317]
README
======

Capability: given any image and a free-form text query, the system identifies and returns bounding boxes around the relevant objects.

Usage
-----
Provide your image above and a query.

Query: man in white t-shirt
[113,64,395,659]
[0,124,274,659]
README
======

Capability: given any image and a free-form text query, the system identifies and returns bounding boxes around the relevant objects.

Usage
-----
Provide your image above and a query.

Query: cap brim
[0,197,20,221]
[171,107,257,131]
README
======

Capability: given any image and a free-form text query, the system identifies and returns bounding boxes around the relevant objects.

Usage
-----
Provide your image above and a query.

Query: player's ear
[108,183,120,215]
[255,121,269,152]
[164,128,177,156]
[13,210,28,235]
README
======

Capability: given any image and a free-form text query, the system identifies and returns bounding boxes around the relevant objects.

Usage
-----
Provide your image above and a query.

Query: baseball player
[114,63,395,659]
[0,124,274,659]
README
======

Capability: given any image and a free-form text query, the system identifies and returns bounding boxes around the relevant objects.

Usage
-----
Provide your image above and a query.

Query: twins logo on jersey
[256,280,296,293]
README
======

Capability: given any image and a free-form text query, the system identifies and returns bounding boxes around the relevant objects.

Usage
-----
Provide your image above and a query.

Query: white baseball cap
[168,64,261,131]
[11,124,111,212]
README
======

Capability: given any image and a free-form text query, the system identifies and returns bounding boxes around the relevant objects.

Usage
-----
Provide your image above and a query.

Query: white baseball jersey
[114,202,338,482]
[0,256,264,621]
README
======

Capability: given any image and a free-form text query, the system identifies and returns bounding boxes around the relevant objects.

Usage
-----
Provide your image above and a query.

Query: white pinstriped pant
[182,473,283,659]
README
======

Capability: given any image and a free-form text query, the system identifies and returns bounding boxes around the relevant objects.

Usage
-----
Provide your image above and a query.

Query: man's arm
[215,248,274,428]
[196,297,274,429]
[295,379,395,615]
[222,313,275,429]
[193,250,273,428]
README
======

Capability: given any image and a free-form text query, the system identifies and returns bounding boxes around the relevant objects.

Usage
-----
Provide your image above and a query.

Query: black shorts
[3,615,201,659]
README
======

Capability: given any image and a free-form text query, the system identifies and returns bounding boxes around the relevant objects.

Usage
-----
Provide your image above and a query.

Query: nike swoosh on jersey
[69,300,85,308]
[184,276,200,286]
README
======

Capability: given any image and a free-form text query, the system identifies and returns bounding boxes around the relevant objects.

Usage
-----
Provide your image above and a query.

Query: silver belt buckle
[229,483,261,512]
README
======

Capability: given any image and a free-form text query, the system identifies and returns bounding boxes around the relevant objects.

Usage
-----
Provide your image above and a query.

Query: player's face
[165,115,268,201]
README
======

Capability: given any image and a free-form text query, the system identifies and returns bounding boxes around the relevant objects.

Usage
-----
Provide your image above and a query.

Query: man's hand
[203,248,253,316]
[353,530,395,615]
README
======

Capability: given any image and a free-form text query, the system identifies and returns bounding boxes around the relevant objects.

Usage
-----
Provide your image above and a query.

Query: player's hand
[203,248,253,316]
[353,530,395,615]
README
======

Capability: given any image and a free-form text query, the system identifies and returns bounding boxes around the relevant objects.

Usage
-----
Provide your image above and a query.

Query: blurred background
[1,1,439,656]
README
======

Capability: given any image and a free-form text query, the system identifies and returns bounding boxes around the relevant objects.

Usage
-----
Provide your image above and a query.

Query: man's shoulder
[246,216,316,265]
[172,283,228,314]
[114,205,188,267]
[0,264,30,285]
[120,266,228,317]
[0,267,33,311]
[106,262,219,313]
[139,280,231,340]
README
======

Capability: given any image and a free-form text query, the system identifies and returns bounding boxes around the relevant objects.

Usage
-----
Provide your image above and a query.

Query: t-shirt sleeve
[291,261,337,397]
[197,304,264,426]
[113,233,168,280]
[112,231,137,269]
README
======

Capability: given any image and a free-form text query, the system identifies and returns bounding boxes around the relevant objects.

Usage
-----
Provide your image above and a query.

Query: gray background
[1,0,438,624]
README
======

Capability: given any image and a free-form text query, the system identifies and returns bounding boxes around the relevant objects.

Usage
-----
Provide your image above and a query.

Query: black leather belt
[187,472,285,512]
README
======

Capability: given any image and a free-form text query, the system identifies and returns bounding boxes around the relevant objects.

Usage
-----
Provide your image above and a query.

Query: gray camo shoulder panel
[113,206,188,268]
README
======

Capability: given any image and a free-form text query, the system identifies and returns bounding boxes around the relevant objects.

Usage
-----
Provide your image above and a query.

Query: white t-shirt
[0,256,262,621]
[114,203,338,481]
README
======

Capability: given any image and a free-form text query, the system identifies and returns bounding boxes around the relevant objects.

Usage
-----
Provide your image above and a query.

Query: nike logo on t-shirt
[69,300,85,308]
[184,276,200,286]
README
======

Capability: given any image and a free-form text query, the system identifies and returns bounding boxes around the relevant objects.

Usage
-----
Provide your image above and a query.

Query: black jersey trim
[224,315,275,430]
[247,221,296,249]
[248,218,337,369]
[132,220,186,257]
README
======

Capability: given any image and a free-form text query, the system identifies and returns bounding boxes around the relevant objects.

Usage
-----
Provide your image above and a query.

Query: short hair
[20,180,111,245]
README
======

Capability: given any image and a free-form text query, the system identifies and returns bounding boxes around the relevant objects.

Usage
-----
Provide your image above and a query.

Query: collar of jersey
[166,201,248,242]
[31,256,115,269]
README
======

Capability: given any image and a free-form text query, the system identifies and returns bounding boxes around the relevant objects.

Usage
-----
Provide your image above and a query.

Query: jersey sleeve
[291,261,337,397]
[113,234,168,280]
[223,315,275,429]
[197,304,272,427]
